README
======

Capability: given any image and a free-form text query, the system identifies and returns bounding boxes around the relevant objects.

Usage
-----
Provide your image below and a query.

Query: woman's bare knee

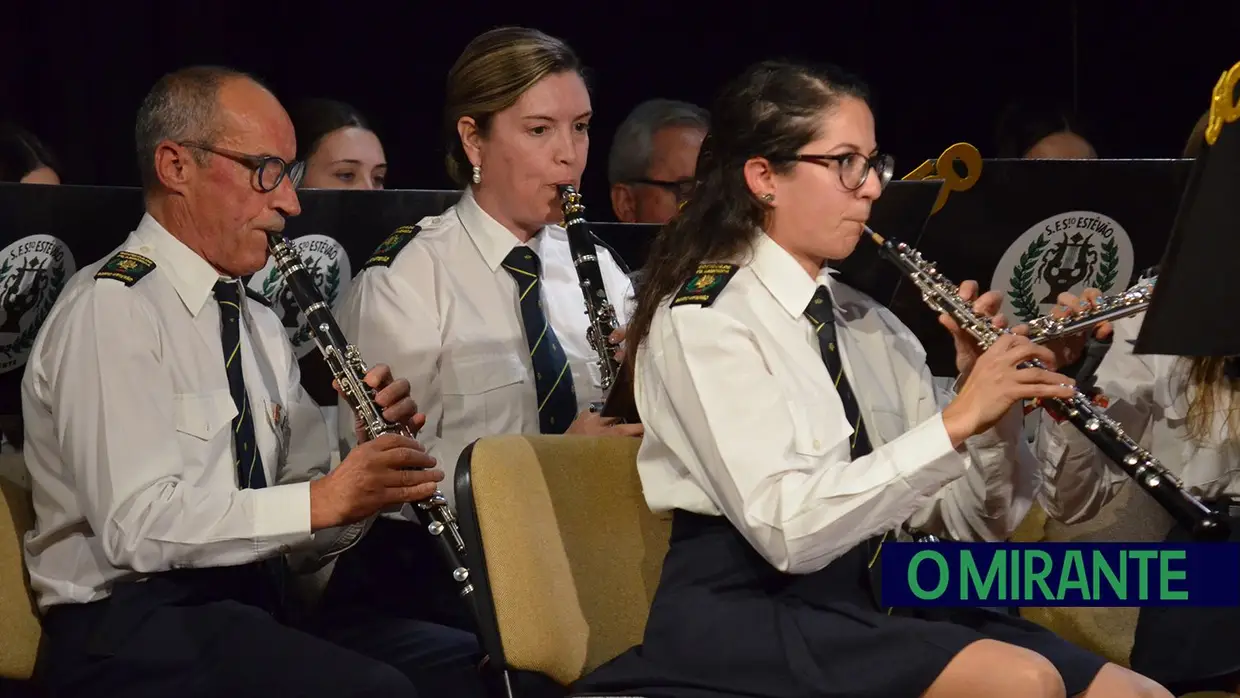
[923,639,1066,698]
[1074,663,1172,698]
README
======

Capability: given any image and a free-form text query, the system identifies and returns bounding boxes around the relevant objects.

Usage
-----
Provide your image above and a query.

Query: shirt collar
[132,213,231,317]
[749,231,839,318]
[456,187,552,271]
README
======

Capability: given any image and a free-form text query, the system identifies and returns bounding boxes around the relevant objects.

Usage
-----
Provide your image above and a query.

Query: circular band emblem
[0,234,77,374]
[247,234,352,358]
[990,211,1135,323]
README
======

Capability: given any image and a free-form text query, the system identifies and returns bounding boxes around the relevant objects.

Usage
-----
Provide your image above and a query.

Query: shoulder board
[590,232,632,274]
[670,262,739,308]
[95,250,156,287]
[362,225,420,270]
[245,287,272,307]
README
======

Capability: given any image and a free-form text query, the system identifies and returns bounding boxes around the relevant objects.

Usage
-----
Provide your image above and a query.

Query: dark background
[2,1,1236,218]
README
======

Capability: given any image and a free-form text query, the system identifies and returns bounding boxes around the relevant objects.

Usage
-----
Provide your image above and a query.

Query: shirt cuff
[254,482,313,547]
[894,412,971,493]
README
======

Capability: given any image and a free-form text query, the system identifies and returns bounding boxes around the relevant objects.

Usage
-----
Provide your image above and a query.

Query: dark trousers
[37,550,488,698]
[318,515,477,634]
[321,517,565,698]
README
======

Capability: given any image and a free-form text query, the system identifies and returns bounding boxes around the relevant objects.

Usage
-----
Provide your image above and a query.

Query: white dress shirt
[22,214,358,611]
[334,188,634,504]
[634,232,1039,574]
[1036,311,1240,531]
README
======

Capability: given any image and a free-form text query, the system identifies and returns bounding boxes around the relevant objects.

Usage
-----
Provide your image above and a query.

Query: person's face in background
[611,124,706,225]
[301,126,387,190]
[1025,131,1096,159]
[19,165,59,185]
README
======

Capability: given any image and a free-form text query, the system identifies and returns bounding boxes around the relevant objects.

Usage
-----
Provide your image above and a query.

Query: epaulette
[94,250,156,287]
[670,262,739,308]
[362,225,420,270]
[245,287,272,307]
[590,232,632,274]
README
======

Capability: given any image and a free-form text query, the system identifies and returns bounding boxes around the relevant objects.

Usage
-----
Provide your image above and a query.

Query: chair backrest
[455,434,671,687]
[0,476,40,680]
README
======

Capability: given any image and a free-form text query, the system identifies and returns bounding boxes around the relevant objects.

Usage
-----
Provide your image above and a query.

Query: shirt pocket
[172,390,237,480]
[440,353,530,433]
[173,390,237,440]
[786,394,854,458]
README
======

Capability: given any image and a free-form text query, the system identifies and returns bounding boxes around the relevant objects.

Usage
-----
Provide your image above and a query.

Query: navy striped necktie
[803,284,889,609]
[502,247,578,434]
[213,280,267,490]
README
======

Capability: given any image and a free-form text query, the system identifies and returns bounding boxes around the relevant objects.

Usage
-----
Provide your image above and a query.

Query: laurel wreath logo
[1007,233,1121,322]
[0,259,66,359]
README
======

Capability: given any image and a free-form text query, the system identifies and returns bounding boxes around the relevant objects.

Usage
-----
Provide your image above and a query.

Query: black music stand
[1134,110,1240,356]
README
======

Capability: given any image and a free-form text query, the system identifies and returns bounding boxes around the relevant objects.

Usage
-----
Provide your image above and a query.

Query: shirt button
[812,439,821,449]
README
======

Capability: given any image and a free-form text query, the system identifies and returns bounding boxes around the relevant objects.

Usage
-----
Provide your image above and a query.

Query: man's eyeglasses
[179,142,305,193]
[788,152,894,192]
[627,177,695,202]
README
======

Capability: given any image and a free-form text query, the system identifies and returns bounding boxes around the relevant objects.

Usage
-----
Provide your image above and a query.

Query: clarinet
[863,226,1230,542]
[265,233,478,600]
[558,185,622,413]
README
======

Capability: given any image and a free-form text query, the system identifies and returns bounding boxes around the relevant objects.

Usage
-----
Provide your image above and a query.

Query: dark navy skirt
[574,510,1107,698]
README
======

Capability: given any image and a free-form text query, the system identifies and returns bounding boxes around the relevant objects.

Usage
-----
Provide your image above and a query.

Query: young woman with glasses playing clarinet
[572,60,1170,698]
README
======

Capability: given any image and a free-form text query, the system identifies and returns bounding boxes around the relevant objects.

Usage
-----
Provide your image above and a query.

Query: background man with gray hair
[608,98,709,225]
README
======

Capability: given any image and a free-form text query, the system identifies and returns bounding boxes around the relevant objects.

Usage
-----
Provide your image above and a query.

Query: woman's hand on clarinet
[609,326,628,364]
[937,279,1008,380]
[567,410,644,437]
[940,334,1076,448]
[333,363,428,443]
[1016,288,1114,369]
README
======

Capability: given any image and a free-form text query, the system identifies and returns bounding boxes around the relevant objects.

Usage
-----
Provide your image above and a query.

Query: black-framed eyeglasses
[179,142,305,193]
[626,177,696,202]
[789,152,894,192]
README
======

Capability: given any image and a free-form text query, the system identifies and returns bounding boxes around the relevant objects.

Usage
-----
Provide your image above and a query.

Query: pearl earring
[472,165,482,184]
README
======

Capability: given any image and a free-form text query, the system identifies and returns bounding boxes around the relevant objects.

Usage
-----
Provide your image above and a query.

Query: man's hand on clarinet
[333,363,427,443]
[309,433,441,530]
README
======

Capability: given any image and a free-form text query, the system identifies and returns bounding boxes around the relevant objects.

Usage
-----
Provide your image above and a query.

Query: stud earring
[472,165,482,184]
[761,193,775,203]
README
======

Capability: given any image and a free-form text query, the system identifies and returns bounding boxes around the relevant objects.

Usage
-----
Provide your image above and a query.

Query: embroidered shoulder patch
[363,225,420,269]
[245,287,272,307]
[94,251,156,287]
[670,263,739,308]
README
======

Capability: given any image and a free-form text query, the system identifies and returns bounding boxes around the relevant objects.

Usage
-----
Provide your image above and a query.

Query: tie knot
[503,246,541,276]
[214,279,242,305]
[804,285,834,325]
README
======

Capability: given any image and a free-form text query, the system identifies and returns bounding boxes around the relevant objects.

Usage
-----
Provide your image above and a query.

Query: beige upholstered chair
[0,475,40,681]
[454,434,670,695]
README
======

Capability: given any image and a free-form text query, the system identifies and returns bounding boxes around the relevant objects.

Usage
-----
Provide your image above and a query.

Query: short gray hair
[134,65,258,190]
[607,98,709,185]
